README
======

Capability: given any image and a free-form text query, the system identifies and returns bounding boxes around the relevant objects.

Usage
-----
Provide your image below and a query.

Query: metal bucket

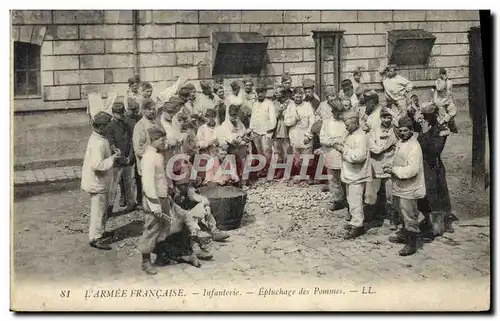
[197,185,247,230]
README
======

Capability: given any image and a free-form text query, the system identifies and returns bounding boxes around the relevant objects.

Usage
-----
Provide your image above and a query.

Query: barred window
[14,42,41,97]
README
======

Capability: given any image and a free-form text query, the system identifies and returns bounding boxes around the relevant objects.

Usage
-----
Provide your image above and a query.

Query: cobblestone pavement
[13,180,490,288]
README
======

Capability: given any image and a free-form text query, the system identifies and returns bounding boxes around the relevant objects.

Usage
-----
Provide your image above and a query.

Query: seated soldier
[204,142,240,187]
[173,163,231,244]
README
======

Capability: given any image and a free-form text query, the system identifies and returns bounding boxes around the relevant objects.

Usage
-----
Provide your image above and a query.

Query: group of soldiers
[81,64,458,275]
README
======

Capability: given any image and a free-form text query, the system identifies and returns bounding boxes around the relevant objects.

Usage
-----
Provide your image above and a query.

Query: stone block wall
[12,10,480,167]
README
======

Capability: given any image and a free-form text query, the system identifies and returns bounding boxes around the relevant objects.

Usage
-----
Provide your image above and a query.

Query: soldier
[132,99,162,178]
[318,96,348,211]
[365,107,399,230]
[241,76,257,129]
[213,83,226,125]
[380,64,413,119]
[303,79,321,111]
[81,112,123,250]
[434,67,459,136]
[139,127,201,274]
[281,72,294,100]
[214,104,251,183]
[107,102,137,212]
[272,85,291,178]
[339,79,359,110]
[249,81,276,178]
[284,87,315,184]
[125,98,143,207]
[340,111,372,240]
[384,116,426,256]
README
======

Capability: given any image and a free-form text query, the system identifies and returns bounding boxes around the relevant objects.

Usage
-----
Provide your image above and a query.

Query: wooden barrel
[197,185,247,230]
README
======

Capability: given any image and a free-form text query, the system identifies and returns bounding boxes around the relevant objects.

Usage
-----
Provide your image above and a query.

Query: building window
[14,41,41,97]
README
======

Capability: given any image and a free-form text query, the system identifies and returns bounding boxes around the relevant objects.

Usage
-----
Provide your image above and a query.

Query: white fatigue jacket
[341,128,372,185]
[132,117,161,176]
[369,125,397,179]
[142,145,170,213]
[193,93,216,116]
[241,90,257,118]
[81,132,115,194]
[196,123,217,155]
[284,101,315,148]
[434,78,454,107]
[382,75,413,102]
[249,98,277,135]
[339,90,360,109]
[315,101,334,121]
[391,134,426,199]
[161,116,187,175]
[319,117,348,170]
[214,119,247,146]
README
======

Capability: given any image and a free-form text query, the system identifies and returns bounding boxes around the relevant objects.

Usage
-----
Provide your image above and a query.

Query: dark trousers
[134,164,143,205]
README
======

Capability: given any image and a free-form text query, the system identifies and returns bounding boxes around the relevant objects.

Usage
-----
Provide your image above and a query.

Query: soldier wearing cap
[272,85,292,174]
[383,116,425,256]
[107,101,137,212]
[140,82,153,106]
[204,141,240,186]
[365,107,399,230]
[284,87,316,183]
[359,89,393,132]
[339,79,360,110]
[434,67,458,136]
[196,108,218,156]
[352,67,366,99]
[125,75,142,110]
[303,79,321,111]
[318,96,348,210]
[172,163,230,246]
[178,85,196,115]
[281,72,294,100]
[133,99,162,178]
[224,80,246,126]
[213,83,226,125]
[214,104,249,182]
[303,78,322,184]
[241,76,257,128]
[139,127,203,274]
[82,111,124,251]
[315,86,337,122]
[124,97,143,206]
[381,64,413,118]
[339,110,372,240]
[249,81,276,178]
[416,102,453,236]
[193,80,216,120]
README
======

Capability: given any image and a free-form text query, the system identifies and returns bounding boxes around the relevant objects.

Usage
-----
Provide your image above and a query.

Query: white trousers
[89,193,109,241]
[346,183,365,228]
[365,177,393,205]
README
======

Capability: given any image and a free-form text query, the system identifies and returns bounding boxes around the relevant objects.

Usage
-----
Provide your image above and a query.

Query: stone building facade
[12,10,480,169]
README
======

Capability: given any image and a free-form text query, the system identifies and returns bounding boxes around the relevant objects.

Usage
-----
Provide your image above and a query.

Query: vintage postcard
[11,9,490,311]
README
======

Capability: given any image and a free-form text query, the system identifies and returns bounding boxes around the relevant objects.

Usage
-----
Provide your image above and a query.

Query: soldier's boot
[193,243,213,261]
[141,254,157,275]
[343,226,365,240]
[89,238,112,251]
[399,231,417,256]
[211,230,230,242]
[330,200,347,212]
[388,229,406,244]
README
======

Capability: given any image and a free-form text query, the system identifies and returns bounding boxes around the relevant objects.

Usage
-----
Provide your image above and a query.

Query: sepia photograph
[10,8,491,311]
